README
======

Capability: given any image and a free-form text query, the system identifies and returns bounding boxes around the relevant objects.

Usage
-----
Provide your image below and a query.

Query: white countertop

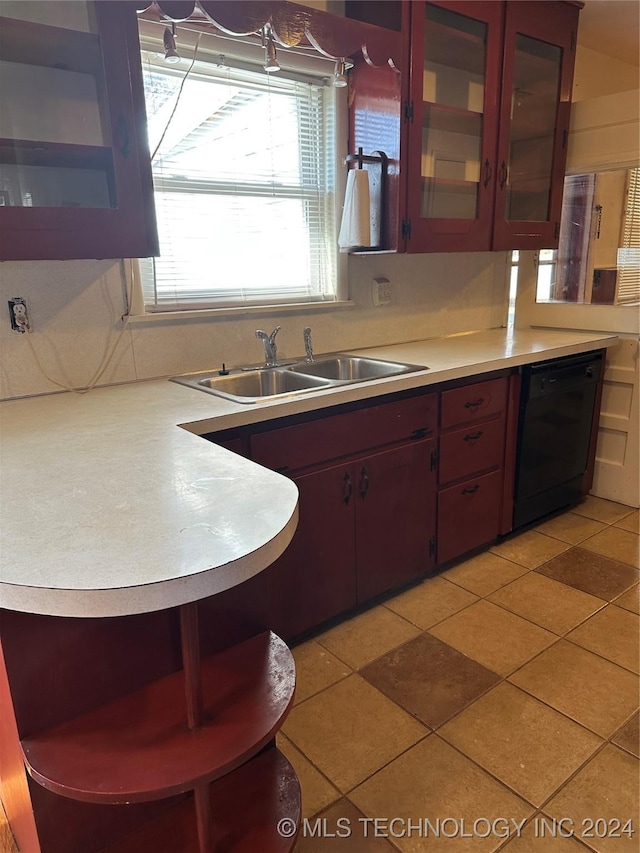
[0,327,616,618]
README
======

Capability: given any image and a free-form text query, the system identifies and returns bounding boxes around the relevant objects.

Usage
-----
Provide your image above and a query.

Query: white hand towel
[338,169,371,250]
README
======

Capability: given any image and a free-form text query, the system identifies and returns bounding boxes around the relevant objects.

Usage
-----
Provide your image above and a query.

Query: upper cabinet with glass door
[492,1,579,250]
[0,1,158,260]
[405,0,504,252]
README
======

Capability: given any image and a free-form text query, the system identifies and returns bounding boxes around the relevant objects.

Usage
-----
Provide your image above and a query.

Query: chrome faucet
[256,325,281,367]
[303,327,315,363]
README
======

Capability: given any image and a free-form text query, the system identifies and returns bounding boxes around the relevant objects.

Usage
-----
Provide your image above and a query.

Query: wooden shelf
[423,103,482,137]
[424,16,485,78]
[99,746,301,853]
[0,138,112,171]
[0,16,103,76]
[22,631,295,805]
[422,176,478,195]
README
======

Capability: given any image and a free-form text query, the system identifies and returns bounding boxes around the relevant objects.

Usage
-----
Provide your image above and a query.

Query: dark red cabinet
[404,0,505,252]
[492,1,580,249]
[0,2,158,260]
[249,393,439,639]
[266,462,357,642]
[437,375,512,563]
[355,439,437,602]
[347,0,580,253]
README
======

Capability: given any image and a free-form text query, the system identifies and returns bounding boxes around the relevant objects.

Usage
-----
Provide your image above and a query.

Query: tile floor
[280,496,639,853]
[1,497,638,853]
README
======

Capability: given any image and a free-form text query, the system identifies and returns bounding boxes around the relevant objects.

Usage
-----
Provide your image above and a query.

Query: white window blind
[139,48,338,310]
[617,167,640,305]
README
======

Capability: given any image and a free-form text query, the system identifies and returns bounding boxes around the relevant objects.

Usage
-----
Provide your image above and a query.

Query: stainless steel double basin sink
[171,355,428,404]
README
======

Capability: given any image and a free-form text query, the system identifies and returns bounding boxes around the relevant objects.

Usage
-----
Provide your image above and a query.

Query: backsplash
[0,252,509,400]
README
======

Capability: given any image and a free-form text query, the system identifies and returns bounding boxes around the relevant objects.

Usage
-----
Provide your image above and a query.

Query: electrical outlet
[372,277,392,307]
[8,297,30,333]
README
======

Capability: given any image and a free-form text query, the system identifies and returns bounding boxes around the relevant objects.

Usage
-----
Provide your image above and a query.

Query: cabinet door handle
[463,397,485,409]
[462,484,480,495]
[463,430,483,442]
[483,159,492,188]
[342,471,353,505]
[359,466,369,499]
[499,160,507,189]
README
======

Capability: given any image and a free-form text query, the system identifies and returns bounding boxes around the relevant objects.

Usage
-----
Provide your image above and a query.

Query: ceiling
[577,0,640,66]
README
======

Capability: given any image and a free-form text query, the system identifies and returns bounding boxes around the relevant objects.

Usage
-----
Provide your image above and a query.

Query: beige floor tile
[509,640,639,738]
[498,816,592,852]
[535,512,607,545]
[490,531,571,569]
[572,496,635,525]
[384,576,478,630]
[281,674,426,793]
[545,745,640,853]
[580,528,639,569]
[614,584,640,615]
[429,599,557,676]
[315,605,420,670]
[441,550,530,597]
[612,712,639,759]
[615,510,639,534]
[277,733,341,820]
[488,572,605,635]
[350,735,533,853]
[292,639,351,705]
[295,798,398,852]
[438,683,602,807]
[566,606,640,674]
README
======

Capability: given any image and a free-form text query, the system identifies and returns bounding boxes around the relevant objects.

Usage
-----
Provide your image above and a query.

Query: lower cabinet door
[437,469,502,564]
[268,463,357,641]
[356,439,436,602]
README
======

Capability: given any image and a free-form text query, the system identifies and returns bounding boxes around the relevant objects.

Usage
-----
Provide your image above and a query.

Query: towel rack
[344,147,388,251]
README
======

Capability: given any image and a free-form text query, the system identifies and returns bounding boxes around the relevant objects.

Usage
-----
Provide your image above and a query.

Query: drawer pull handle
[343,472,353,505]
[410,427,429,440]
[359,466,369,499]
[462,484,480,495]
[463,431,483,442]
[464,398,485,409]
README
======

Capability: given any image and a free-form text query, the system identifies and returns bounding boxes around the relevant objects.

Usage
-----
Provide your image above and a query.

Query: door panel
[356,440,436,601]
[406,0,504,252]
[268,464,357,641]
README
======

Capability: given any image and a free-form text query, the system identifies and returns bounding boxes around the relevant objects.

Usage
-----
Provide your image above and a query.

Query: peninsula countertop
[0,327,617,618]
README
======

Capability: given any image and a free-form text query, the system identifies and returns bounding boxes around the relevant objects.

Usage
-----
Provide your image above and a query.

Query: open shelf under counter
[22,631,295,805]
[100,747,301,853]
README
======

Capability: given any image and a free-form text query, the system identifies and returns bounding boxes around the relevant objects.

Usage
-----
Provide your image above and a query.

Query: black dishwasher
[513,350,603,529]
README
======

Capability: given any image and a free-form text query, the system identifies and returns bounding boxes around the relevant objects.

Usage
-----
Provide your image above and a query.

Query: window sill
[126,300,356,324]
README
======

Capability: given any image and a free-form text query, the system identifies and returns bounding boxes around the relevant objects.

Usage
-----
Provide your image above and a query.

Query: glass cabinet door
[0,2,114,210]
[405,0,503,253]
[0,0,157,260]
[493,0,579,250]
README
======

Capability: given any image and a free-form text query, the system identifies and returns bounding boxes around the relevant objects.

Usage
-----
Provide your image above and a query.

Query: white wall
[0,252,510,400]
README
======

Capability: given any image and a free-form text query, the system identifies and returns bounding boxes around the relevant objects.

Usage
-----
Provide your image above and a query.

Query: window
[138,33,342,311]
[617,167,640,305]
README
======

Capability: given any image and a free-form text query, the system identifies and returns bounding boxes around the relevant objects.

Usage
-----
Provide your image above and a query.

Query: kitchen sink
[172,368,333,403]
[171,355,427,403]
[289,355,424,382]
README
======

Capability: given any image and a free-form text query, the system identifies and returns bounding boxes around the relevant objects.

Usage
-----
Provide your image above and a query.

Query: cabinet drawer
[439,416,505,485]
[437,470,502,564]
[250,393,438,473]
[441,378,507,429]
